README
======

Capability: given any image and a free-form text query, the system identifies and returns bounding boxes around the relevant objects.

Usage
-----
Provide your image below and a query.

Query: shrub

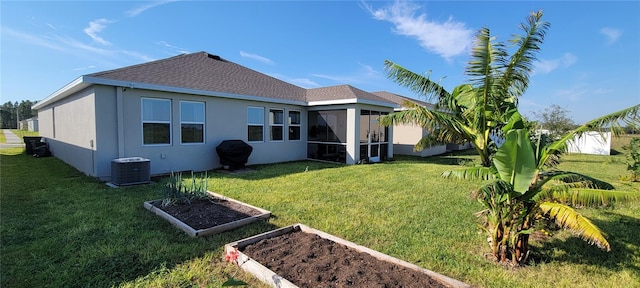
[623,138,640,182]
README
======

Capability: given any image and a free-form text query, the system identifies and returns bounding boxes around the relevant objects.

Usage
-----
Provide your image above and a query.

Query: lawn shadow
[103,220,282,287]
[390,149,479,166]
[531,211,640,278]
[0,151,283,287]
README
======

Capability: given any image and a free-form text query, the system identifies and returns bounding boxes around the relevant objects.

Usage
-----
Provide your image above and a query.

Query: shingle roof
[371,91,435,109]
[88,51,308,102]
[307,85,396,103]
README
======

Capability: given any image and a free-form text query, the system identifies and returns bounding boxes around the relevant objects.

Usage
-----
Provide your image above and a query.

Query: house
[32,52,398,181]
[372,91,450,157]
[22,117,39,132]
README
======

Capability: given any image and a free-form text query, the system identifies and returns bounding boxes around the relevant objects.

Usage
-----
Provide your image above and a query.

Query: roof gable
[88,52,308,102]
[371,91,435,109]
[36,51,406,109]
[307,85,395,104]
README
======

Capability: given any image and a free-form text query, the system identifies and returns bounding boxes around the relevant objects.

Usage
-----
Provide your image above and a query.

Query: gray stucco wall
[117,88,308,176]
[37,84,397,180]
[93,85,120,179]
[36,87,98,177]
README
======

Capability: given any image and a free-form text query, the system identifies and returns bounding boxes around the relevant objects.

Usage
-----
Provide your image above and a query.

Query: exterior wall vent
[111,157,151,186]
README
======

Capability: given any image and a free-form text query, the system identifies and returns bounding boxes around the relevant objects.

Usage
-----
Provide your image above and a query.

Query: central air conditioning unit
[111,157,151,186]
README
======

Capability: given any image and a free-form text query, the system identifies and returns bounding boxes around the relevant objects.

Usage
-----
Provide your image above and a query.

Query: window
[180,101,204,144]
[247,107,264,142]
[288,110,301,141]
[269,109,284,141]
[142,98,171,145]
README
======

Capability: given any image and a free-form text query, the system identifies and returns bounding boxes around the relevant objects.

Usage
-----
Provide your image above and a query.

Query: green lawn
[0,129,39,143]
[1,138,638,288]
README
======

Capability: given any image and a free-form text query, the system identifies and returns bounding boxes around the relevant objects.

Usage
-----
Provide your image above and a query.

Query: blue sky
[1,0,638,124]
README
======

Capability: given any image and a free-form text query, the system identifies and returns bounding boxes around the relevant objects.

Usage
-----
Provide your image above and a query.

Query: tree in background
[532,104,577,139]
[0,100,37,129]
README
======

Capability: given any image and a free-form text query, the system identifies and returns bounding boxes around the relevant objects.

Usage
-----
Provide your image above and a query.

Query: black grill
[216,140,253,170]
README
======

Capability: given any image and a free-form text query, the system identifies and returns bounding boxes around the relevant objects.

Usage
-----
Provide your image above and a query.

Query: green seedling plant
[162,171,209,206]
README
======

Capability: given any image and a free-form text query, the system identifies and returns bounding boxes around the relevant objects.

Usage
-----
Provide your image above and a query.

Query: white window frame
[247,106,264,142]
[288,110,301,141]
[269,108,284,142]
[141,98,172,146]
[180,101,205,145]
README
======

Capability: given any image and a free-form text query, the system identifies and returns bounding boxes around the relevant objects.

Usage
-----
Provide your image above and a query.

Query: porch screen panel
[308,110,346,143]
[307,110,347,163]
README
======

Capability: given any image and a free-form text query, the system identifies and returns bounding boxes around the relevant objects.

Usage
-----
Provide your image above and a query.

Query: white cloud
[269,73,320,88]
[83,19,112,45]
[555,85,588,101]
[1,26,66,51]
[364,1,473,60]
[49,34,115,55]
[240,51,274,65]
[121,50,155,62]
[126,0,178,17]
[157,41,189,54]
[358,62,380,77]
[534,53,577,75]
[311,62,383,85]
[289,78,321,88]
[600,27,622,45]
[73,65,96,71]
[311,73,355,83]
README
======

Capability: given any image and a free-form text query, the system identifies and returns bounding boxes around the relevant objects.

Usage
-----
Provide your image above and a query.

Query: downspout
[117,87,125,157]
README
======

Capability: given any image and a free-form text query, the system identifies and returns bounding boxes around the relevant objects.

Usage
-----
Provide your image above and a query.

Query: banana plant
[449,125,639,266]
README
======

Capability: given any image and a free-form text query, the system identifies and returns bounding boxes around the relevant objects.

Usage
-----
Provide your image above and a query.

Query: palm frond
[539,171,615,190]
[501,10,549,100]
[541,104,640,169]
[536,187,638,207]
[383,60,451,103]
[538,202,610,251]
[378,103,435,127]
[442,166,496,181]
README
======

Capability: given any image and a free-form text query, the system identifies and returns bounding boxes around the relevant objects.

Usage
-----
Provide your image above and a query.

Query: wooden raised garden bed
[224,223,470,288]
[144,191,270,237]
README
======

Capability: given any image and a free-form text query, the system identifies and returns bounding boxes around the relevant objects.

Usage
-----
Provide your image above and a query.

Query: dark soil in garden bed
[241,230,450,288]
[152,197,262,230]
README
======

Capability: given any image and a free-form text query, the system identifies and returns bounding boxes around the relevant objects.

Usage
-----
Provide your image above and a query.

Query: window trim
[141,97,172,146]
[179,100,205,145]
[288,110,301,141]
[247,106,265,143]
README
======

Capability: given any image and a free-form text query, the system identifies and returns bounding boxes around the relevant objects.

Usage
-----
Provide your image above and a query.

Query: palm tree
[445,106,640,266]
[380,10,549,167]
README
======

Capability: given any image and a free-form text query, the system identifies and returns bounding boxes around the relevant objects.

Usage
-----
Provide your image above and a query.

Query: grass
[1,136,639,288]
[0,129,39,143]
